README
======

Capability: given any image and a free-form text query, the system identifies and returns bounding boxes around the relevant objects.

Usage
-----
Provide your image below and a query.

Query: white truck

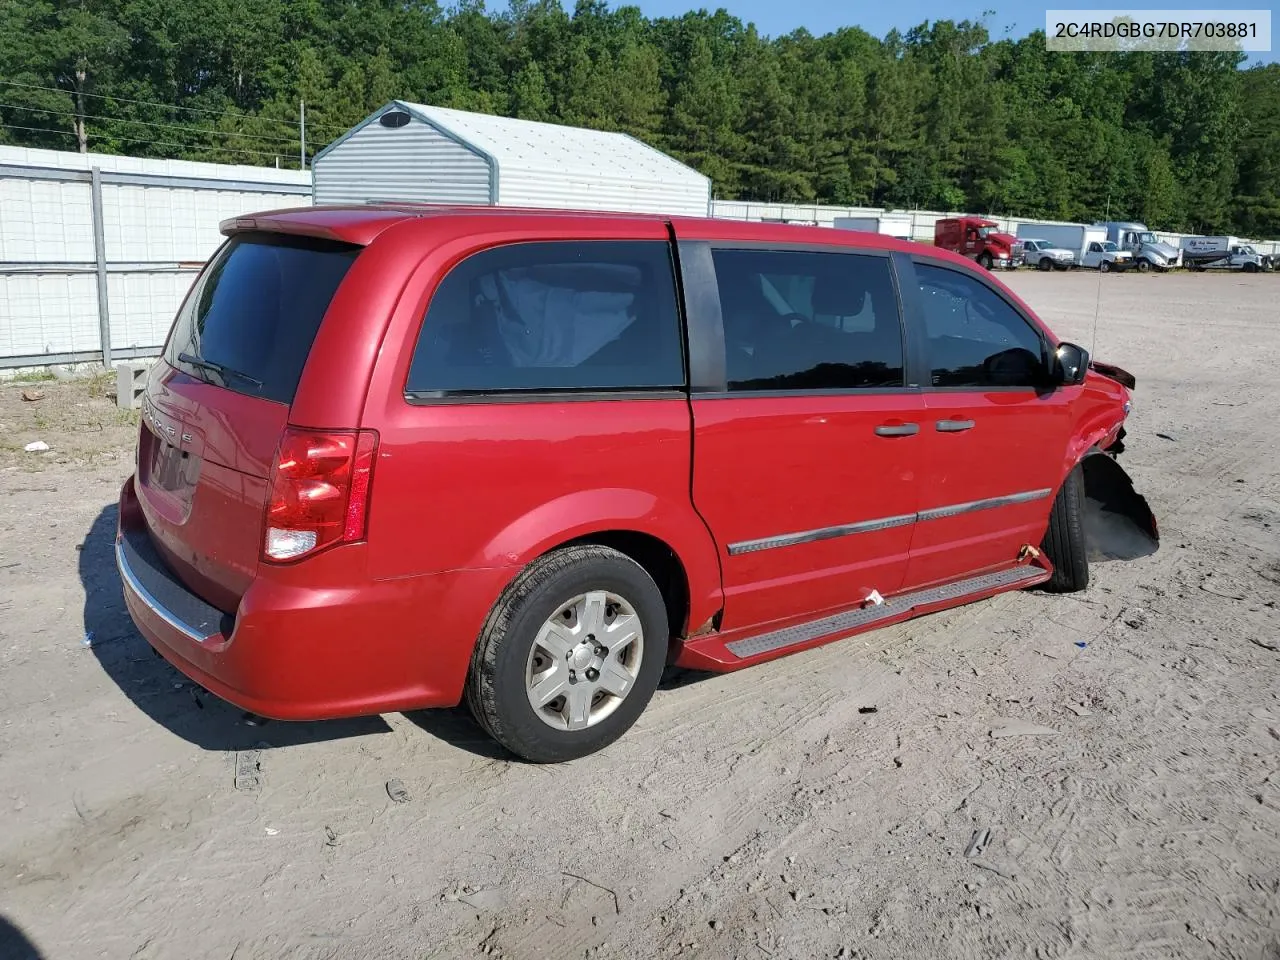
[1179,236,1274,273]
[833,215,914,241]
[1096,221,1181,272]
[1016,223,1131,271]
[1016,237,1077,270]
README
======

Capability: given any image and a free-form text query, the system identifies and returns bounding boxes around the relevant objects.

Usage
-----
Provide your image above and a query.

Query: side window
[407,241,684,395]
[711,249,904,391]
[915,263,1046,388]
[1088,242,1101,253]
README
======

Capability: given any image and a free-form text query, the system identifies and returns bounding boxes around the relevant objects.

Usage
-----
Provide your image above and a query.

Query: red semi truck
[934,217,1024,270]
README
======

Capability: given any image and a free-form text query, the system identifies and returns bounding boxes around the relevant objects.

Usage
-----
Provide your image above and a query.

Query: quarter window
[407,241,684,395]
[711,249,905,391]
[915,263,1047,388]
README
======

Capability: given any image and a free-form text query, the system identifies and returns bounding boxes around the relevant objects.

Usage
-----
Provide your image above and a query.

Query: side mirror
[1054,341,1089,386]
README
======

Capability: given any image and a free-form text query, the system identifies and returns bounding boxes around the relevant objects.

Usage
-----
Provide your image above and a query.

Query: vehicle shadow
[402,707,511,760]
[81,504,389,752]
[400,666,717,761]
[0,915,44,960]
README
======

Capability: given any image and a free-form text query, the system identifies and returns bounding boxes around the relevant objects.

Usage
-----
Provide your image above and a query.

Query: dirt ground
[1,271,1278,960]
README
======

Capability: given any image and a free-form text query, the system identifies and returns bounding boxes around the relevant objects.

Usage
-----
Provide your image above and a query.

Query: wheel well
[561,531,691,637]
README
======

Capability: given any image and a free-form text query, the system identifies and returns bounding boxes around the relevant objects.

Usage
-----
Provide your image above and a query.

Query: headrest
[812,272,864,316]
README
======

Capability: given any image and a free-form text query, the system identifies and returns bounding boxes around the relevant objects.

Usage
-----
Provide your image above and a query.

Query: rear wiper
[178,352,262,389]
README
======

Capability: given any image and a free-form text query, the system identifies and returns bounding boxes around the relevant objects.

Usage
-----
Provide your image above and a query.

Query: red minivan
[116,206,1156,762]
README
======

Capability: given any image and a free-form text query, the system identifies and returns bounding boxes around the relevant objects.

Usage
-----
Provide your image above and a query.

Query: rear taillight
[263,428,378,563]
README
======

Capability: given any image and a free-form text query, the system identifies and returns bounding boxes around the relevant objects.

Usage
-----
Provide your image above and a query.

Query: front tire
[1038,257,1052,272]
[978,252,993,270]
[1041,464,1089,593]
[465,545,669,762]
[1099,260,1112,273]
[1136,259,1151,273]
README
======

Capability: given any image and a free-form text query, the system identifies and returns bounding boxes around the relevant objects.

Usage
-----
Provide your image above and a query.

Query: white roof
[0,144,309,185]
[393,101,707,187]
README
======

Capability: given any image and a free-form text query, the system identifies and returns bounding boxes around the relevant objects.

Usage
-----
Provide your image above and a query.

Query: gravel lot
[1,271,1278,960]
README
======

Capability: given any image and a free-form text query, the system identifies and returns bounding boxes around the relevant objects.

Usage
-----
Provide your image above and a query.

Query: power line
[0,100,307,145]
[0,78,349,132]
[0,123,299,163]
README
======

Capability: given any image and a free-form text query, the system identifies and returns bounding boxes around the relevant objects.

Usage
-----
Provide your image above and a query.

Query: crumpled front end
[1082,361,1159,560]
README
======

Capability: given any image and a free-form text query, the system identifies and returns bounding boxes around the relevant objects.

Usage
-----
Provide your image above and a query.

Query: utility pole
[300,99,306,170]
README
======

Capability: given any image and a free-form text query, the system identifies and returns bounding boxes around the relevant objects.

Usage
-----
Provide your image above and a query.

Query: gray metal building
[312,101,711,217]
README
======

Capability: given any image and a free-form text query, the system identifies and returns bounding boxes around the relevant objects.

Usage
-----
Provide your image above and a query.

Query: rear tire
[1040,464,1089,593]
[465,545,668,763]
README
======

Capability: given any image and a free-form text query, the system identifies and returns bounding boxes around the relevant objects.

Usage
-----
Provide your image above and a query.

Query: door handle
[875,423,920,437]
[935,419,976,433]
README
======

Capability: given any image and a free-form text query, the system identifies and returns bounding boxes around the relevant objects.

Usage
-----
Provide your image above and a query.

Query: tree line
[2,0,1276,238]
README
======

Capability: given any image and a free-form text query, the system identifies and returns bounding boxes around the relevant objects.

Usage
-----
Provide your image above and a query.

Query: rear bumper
[116,477,510,720]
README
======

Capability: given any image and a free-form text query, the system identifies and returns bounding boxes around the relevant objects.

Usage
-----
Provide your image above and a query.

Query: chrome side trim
[725,565,1043,659]
[916,488,1052,523]
[115,538,216,644]
[727,513,916,556]
[725,488,1054,557]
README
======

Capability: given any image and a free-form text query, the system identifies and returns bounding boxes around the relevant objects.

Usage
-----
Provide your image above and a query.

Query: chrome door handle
[935,419,976,433]
[875,423,920,437]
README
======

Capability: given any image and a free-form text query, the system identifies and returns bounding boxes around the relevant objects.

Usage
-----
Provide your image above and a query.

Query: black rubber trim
[891,252,930,389]
[403,389,687,405]
[676,240,727,393]
[117,526,234,641]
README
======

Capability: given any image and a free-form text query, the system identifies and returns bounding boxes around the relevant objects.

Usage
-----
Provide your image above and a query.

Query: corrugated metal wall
[0,147,311,367]
[498,168,710,217]
[312,119,491,205]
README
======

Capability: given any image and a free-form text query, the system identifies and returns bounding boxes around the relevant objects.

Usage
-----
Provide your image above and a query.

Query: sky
[624,0,1279,65]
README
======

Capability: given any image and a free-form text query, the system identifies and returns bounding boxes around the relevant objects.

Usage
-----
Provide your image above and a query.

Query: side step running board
[725,566,1044,659]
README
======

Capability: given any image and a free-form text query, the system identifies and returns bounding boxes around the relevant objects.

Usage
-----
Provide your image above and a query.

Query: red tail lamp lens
[263,428,377,562]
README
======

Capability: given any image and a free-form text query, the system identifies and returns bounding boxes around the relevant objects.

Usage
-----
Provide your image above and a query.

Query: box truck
[1015,224,1131,271]
[833,215,914,241]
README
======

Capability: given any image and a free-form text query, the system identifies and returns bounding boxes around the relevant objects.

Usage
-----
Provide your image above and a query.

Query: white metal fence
[0,146,310,369]
[2,149,1274,369]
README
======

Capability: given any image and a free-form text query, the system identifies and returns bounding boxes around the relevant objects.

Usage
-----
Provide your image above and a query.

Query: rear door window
[710,249,905,391]
[407,241,684,396]
[164,232,360,404]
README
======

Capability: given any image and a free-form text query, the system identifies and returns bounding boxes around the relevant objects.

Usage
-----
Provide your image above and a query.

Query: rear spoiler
[219,207,420,246]
[1089,360,1136,389]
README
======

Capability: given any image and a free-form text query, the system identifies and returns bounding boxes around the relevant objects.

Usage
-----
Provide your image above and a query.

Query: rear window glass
[406,240,684,396]
[164,233,360,404]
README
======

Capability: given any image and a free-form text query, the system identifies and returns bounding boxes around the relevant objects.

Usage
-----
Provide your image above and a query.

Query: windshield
[976,226,995,239]
[1242,246,1257,254]
[164,233,361,404]
[1137,232,1157,244]
[1100,242,1119,252]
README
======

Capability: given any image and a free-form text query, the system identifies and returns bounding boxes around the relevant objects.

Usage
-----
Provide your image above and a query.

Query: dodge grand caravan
[116,206,1157,762]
